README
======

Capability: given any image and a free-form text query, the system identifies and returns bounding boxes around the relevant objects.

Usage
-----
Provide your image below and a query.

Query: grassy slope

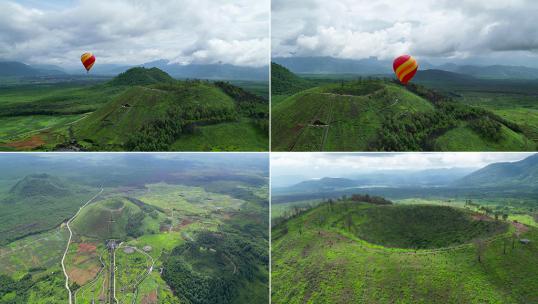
[272,81,434,151]
[435,123,534,151]
[71,197,143,239]
[170,119,267,151]
[272,202,538,303]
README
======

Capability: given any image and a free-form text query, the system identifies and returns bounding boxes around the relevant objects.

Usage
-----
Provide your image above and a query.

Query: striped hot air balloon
[80,52,96,72]
[393,55,418,85]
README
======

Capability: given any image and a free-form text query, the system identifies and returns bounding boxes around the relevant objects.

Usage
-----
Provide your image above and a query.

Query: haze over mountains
[272,56,538,80]
[274,153,538,195]
[0,59,268,81]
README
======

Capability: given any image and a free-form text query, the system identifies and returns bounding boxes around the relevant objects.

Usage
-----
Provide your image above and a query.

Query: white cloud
[272,0,538,64]
[0,0,269,67]
[271,152,535,179]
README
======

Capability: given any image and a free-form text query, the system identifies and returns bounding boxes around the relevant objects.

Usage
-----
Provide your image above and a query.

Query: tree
[474,239,486,263]
[502,214,508,221]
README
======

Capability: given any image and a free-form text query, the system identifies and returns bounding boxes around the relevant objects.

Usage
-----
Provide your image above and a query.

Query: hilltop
[108,67,175,86]
[272,199,538,303]
[9,173,71,197]
[271,67,535,151]
[271,62,311,95]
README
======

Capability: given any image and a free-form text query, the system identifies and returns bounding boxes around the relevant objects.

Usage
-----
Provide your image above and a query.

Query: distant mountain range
[0,59,268,81]
[274,153,538,196]
[452,154,538,189]
[0,61,66,77]
[272,56,538,80]
[273,168,474,195]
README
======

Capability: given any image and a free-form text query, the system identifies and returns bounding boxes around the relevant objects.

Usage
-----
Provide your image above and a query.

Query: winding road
[61,188,103,304]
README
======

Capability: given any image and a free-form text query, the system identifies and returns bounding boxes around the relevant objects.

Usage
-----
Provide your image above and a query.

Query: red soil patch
[472,214,493,221]
[180,218,193,227]
[512,221,529,234]
[141,290,158,304]
[77,243,97,253]
[6,135,45,149]
[68,264,100,285]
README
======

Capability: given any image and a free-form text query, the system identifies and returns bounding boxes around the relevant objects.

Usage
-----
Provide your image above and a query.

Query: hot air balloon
[393,55,418,85]
[80,52,96,73]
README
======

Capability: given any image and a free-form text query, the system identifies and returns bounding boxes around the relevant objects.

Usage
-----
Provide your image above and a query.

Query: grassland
[272,200,538,303]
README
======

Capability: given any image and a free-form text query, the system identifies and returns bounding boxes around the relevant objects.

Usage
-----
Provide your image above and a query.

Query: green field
[272,199,538,303]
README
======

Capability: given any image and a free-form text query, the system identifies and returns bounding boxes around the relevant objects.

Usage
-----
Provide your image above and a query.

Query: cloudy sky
[0,0,269,68]
[272,152,535,179]
[272,0,538,66]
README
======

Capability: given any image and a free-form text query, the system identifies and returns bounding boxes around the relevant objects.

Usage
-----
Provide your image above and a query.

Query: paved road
[61,188,103,304]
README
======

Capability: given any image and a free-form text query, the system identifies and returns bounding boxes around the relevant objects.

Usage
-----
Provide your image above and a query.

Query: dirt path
[62,188,103,304]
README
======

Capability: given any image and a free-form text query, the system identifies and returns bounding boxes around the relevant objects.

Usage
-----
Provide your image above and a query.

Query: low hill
[71,197,157,239]
[9,173,71,197]
[271,79,435,151]
[0,175,94,245]
[272,78,535,151]
[109,67,175,86]
[414,69,476,82]
[272,201,538,303]
[70,73,268,150]
[271,62,311,95]
[453,153,538,189]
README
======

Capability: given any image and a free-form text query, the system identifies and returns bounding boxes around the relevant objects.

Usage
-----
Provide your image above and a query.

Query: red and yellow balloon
[393,55,418,85]
[80,52,96,72]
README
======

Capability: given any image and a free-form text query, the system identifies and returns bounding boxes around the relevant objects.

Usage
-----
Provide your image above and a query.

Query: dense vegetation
[163,230,268,304]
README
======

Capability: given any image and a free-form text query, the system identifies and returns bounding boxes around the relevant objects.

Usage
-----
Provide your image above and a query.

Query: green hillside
[69,69,268,151]
[272,200,538,303]
[9,173,70,197]
[0,174,94,245]
[71,197,160,239]
[109,67,175,86]
[272,76,535,151]
[271,62,311,95]
[272,80,434,151]
[0,67,268,151]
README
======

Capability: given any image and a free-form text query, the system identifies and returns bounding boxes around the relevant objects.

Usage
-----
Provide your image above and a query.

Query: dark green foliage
[271,63,311,95]
[214,81,269,134]
[336,203,508,249]
[349,194,393,205]
[373,82,524,150]
[109,67,175,86]
[469,117,502,141]
[163,231,268,304]
[126,211,145,238]
[0,274,32,302]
